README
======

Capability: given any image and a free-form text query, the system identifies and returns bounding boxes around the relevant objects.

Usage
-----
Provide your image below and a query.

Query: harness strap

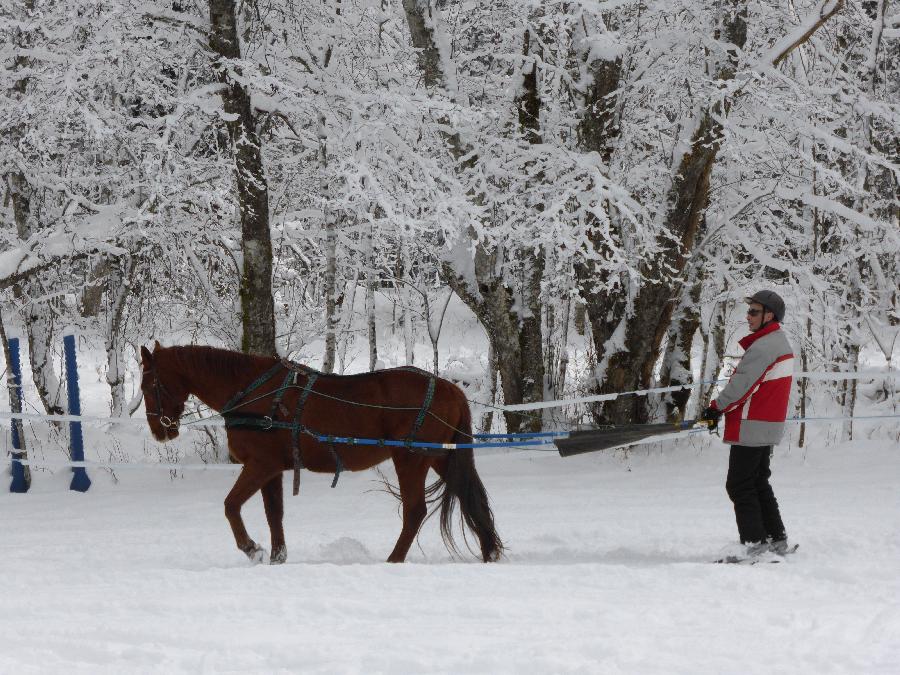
[291,371,319,496]
[224,416,292,430]
[223,363,285,414]
[222,364,440,493]
[326,436,344,488]
[269,371,295,419]
[406,376,436,446]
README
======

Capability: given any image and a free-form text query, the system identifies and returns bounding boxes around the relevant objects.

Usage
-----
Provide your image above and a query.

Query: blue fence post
[8,337,29,493]
[64,335,91,492]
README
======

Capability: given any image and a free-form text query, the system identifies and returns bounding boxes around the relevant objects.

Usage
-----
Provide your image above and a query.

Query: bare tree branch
[758,0,844,69]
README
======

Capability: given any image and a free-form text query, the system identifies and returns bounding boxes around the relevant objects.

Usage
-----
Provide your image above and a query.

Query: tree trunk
[658,274,703,422]
[480,340,498,434]
[337,270,358,373]
[841,344,860,441]
[106,256,136,416]
[317,0,344,369]
[8,169,65,418]
[208,0,275,356]
[838,0,890,441]
[6,25,59,416]
[545,293,571,405]
[449,257,543,433]
[402,0,445,89]
[402,284,415,366]
[571,14,627,422]
[402,1,545,430]
[365,222,378,372]
[841,268,863,441]
[80,257,111,319]
[596,6,747,424]
[25,309,64,417]
[320,114,338,372]
[699,296,728,412]
[585,3,841,425]
[599,108,724,424]
[445,21,547,433]
[798,316,811,448]
[425,289,452,376]
[515,21,546,413]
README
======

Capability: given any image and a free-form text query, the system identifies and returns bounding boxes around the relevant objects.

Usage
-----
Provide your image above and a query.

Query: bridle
[142,365,182,431]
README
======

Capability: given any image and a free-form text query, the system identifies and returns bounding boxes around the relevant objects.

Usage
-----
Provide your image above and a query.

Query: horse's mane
[168,345,275,381]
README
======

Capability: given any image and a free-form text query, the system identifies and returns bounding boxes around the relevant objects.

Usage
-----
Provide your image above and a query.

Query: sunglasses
[746,309,764,317]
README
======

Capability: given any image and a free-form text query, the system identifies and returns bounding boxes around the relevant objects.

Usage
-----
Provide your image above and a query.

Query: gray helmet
[744,290,786,322]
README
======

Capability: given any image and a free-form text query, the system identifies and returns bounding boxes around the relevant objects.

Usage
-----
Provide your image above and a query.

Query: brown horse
[139,342,503,564]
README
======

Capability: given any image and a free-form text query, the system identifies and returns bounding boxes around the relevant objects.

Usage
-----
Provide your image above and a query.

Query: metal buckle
[159,415,179,429]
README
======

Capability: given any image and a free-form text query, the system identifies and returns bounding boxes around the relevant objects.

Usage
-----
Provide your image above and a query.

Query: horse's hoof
[242,542,268,564]
[270,546,287,565]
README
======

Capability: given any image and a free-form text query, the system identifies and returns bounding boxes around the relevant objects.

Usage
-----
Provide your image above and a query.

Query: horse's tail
[438,400,504,562]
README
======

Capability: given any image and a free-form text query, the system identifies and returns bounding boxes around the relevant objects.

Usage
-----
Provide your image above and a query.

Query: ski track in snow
[2,439,899,674]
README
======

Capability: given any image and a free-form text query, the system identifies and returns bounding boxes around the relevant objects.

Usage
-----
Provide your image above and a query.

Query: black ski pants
[726,445,787,545]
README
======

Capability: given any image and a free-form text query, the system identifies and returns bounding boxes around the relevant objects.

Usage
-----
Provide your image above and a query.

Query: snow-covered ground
[3,433,899,674]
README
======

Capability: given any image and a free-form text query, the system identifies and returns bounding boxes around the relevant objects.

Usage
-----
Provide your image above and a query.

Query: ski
[713,543,799,565]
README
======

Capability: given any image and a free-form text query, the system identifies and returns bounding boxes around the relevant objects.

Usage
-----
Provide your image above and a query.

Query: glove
[700,406,722,431]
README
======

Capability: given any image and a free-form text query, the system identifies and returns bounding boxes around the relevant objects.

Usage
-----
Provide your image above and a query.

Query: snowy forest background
[4,5,900,670]
[1,0,897,441]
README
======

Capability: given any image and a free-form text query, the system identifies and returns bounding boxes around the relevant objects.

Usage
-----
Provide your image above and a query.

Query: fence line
[502,371,898,411]
[0,411,218,427]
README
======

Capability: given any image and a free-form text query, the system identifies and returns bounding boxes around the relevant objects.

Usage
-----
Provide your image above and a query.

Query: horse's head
[140,342,188,441]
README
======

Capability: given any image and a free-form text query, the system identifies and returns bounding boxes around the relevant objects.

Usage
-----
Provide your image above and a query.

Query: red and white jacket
[711,322,793,446]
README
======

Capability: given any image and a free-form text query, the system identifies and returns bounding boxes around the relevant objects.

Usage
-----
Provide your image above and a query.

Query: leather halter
[142,366,181,430]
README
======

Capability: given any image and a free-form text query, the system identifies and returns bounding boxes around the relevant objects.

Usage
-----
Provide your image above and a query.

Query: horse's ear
[153,339,162,351]
[140,346,153,366]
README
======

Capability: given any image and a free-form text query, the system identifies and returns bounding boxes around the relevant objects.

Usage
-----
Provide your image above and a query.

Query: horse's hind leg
[387,453,430,563]
[224,465,272,564]
[261,473,287,564]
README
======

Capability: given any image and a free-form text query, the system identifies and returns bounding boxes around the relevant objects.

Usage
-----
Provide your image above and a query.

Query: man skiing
[701,290,794,563]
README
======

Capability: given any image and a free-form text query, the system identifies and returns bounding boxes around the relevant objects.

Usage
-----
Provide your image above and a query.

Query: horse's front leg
[224,465,272,564]
[261,473,287,564]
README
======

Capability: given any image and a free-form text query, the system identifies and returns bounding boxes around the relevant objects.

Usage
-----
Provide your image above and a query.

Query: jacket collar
[739,321,781,350]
